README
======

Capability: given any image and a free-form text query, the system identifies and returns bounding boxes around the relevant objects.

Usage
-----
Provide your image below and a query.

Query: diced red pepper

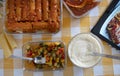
[61,54,65,59]
[26,51,33,57]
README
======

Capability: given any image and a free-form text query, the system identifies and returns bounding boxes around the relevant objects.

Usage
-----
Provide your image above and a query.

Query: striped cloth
[1,0,120,76]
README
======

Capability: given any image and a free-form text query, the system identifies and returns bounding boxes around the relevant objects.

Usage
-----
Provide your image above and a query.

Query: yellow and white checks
[0,0,120,76]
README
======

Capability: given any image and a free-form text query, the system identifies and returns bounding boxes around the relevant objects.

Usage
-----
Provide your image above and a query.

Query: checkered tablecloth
[0,0,120,76]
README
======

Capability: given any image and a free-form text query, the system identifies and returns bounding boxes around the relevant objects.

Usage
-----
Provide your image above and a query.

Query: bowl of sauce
[63,0,101,18]
[68,33,103,68]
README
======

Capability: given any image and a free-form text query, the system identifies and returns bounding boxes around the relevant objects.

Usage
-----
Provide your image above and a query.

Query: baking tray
[91,0,120,50]
[3,0,63,34]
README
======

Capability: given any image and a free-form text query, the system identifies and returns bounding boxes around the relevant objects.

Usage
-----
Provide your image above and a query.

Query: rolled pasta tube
[29,0,36,21]
[15,0,22,21]
[35,0,42,21]
[7,0,16,21]
[21,0,29,21]
[48,21,59,33]
[21,22,33,32]
[42,0,49,21]
[7,22,33,33]
[49,0,58,22]
[32,22,48,30]
[30,0,35,12]
[57,0,60,16]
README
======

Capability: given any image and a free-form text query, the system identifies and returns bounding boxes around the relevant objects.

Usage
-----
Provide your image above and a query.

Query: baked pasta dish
[6,0,61,33]
[107,13,120,44]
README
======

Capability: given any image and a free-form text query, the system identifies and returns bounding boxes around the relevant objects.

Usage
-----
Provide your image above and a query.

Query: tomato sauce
[65,0,85,6]
[64,0,100,16]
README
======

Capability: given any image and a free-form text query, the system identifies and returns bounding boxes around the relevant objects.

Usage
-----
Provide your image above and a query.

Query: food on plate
[42,0,49,21]
[64,0,100,16]
[107,13,120,44]
[6,0,61,33]
[68,33,103,68]
[23,41,65,70]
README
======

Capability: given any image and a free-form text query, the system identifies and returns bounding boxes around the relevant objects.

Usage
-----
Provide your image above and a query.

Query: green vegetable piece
[56,63,60,68]
[48,61,52,66]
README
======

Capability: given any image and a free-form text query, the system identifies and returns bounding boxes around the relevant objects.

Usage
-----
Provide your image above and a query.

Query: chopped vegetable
[24,41,65,70]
